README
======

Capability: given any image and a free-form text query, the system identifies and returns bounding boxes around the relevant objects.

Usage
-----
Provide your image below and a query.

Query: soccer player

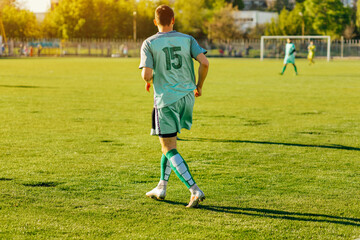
[307,41,316,65]
[280,38,298,75]
[139,5,209,208]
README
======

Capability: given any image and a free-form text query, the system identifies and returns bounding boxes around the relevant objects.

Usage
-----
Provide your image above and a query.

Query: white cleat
[146,186,166,200]
[186,189,205,208]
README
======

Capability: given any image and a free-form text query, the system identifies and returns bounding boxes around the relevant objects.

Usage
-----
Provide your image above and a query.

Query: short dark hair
[155,5,174,26]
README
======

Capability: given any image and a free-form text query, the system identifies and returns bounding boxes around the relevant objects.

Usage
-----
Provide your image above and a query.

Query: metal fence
[1,39,143,58]
[1,38,360,59]
[332,39,360,58]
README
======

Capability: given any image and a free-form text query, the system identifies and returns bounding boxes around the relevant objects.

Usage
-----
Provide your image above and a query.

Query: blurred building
[242,0,296,10]
[233,10,278,31]
[242,0,266,9]
[31,0,58,22]
[264,0,296,9]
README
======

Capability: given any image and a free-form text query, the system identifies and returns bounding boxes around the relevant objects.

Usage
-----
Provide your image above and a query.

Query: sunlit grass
[0,57,359,239]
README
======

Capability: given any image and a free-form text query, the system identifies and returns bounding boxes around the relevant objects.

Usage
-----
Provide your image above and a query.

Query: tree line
[0,0,359,40]
[266,0,358,39]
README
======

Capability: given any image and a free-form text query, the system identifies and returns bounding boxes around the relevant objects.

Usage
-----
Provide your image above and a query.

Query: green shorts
[284,55,295,64]
[154,92,195,137]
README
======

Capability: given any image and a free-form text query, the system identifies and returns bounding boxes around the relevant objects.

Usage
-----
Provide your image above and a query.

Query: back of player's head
[155,5,174,26]
[287,38,292,43]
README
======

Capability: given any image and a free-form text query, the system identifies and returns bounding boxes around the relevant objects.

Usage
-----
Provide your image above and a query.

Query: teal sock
[166,149,195,189]
[293,65,298,74]
[160,154,171,181]
[281,65,287,73]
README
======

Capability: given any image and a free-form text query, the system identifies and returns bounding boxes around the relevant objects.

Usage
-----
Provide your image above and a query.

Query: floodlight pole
[133,11,137,41]
[299,12,304,36]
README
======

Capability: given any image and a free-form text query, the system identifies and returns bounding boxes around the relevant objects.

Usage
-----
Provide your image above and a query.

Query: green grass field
[1,57,360,239]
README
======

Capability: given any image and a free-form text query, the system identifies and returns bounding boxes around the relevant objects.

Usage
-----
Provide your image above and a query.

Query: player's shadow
[0,84,45,89]
[180,138,360,151]
[163,200,360,226]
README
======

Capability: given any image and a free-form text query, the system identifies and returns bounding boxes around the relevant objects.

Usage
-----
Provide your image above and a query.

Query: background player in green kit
[139,5,209,208]
[280,38,298,75]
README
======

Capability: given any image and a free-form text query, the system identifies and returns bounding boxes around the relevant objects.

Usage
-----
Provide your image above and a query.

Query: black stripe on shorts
[158,132,177,138]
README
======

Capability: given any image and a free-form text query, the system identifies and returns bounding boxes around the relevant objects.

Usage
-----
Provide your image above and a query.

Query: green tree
[343,23,356,39]
[204,0,226,9]
[266,0,351,38]
[208,3,241,40]
[304,0,351,38]
[245,24,266,38]
[39,0,245,40]
[94,0,122,38]
[135,0,162,39]
[94,0,132,38]
[225,0,244,9]
[136,0,226,39]
[174,0,209,38]
[265,5,305,35]
[40,10,59,38]
[273,0,290,12]
[42,0,135,39]
[42,0,97,39]
[1,4,39,38]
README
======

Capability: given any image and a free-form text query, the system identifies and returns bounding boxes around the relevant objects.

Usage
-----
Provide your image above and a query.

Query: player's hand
[194,88,201,97]
[145,83,151,92]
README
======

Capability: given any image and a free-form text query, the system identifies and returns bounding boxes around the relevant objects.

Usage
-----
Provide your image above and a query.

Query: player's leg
[292,63,298,75]
[146,107,171,200]
[160,136,194,189]
[147,93,205,207]
[160,154,171,183]
[150,108,157,136]
[281,64,287,75]
[160,136,205,208]
[146,154,171,200]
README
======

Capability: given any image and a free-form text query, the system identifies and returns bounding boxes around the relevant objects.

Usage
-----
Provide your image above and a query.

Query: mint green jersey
[284,43,296,64]
[139,31,207,108]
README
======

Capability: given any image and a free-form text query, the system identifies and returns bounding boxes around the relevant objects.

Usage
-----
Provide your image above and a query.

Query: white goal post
[260,35,331,62]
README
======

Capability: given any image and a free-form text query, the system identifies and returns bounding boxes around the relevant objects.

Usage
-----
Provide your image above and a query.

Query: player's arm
[290,45,296,55]
[141,67,153,83]
[141,67,153,92]
[139,40,154,91]
[194,53,209,97]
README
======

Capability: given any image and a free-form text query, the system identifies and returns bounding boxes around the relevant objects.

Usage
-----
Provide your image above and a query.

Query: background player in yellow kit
[308,41,316,65]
